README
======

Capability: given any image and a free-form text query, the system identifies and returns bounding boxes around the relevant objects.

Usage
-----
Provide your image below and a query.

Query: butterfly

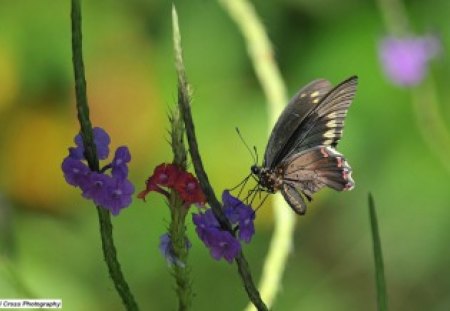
[251,76,357,215]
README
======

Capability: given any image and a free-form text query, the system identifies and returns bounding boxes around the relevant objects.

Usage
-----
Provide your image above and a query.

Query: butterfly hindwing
[264,79,333,168]
[282,146,354,205]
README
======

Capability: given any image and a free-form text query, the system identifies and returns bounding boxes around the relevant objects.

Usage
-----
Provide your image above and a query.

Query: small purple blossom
[103,178,135,215]
[159,233,191,267]
[379,35,440,86]
[237,206,255,243]
[61,157,90,187]
[82,172,112,204]
[68,146,84,160]
[111,146,131,180]
[62,127,134,216]
[74,127,111,160]
[192,190,255,262]
[192,209,220,246]
[207,229,241,263]
[222,190,255,243]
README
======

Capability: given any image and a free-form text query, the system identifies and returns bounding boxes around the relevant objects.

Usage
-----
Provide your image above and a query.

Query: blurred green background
[0,0,449,310]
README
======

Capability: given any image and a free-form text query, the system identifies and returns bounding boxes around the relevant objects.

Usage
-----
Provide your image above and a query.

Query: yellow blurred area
[1,106,74,212]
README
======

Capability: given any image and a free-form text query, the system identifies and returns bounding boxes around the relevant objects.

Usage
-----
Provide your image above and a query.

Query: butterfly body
[251,165,284,193]
[252,76,358,215]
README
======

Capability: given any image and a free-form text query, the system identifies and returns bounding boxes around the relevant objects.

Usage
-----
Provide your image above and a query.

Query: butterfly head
[251,165,261,175]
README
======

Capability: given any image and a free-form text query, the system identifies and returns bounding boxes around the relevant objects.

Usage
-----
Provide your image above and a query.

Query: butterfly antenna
[235,127,257,164]
[253,146,259,165]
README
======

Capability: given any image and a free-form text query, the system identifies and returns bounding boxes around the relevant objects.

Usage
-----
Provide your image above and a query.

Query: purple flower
[207,229,241,263]
[379,35,440,86]
[111,146,131,180]
[193,209,220,246]
[74,127,111,160]
[101,178,135,215]
[192,190,255,262]
[68,146,84,160]
[61,157,90,187]
[159,233,191,267]
[82,172,112,204]
[237,206,255,243]
[222,190,255,243]
[63,127,135,215]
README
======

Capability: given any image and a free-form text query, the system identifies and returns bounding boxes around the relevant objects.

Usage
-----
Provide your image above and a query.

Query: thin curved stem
[71,1,138,310]
[218,1,294,310]
[172,6,267,311]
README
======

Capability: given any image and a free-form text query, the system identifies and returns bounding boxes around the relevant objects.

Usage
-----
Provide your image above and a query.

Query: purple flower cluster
[62,127,134,215]
[379,35,440,86]
[159,233,192,268]
[192,190,255,263]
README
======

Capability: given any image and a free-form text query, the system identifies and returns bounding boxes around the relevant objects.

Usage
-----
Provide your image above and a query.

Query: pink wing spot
[344,182,355,191]
[336,157,343,168]
[320,147,329,158]
[342,169,348,179]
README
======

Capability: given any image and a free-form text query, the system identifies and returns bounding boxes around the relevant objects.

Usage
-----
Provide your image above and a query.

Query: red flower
[138,163,181,200]
[138,163,206,206]
[152,163,181,187]
[175,172,207,206]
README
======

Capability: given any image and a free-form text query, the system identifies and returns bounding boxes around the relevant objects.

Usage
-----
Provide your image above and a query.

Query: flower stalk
[172,6,267,311]
[168,108,193,310]
[70,1,138,310]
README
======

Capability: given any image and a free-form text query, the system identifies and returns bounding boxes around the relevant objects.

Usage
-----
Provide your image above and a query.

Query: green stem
[168,194,192,311]
[71,0,98,171]
[168,108,192,310]
[368,193,388,311]
[172,6,267,311]
[71,1,138,310]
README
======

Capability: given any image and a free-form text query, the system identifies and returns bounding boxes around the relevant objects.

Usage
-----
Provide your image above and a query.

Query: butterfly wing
[280,145,354,214]
[264,79,333,168]
[283,76,358,160]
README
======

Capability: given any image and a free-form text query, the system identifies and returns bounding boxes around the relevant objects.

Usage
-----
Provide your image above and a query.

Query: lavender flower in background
[62,127,134,215]
[159,233,192,267]
[379,35,440,86]
[192,190,255,262]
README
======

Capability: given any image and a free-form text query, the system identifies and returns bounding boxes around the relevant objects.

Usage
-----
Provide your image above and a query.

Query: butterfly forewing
[264,79,333,168]
[283,76,358,159]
